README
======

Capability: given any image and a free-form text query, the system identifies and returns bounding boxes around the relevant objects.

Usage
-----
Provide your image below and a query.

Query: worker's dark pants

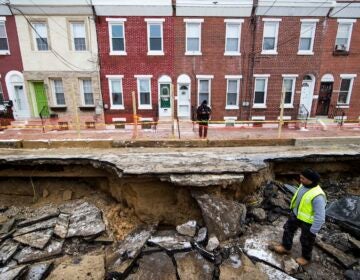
[282,213,316,260]
[198,121,209,138]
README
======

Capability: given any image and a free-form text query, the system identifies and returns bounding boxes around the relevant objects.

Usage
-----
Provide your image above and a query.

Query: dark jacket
[196,104,211,121]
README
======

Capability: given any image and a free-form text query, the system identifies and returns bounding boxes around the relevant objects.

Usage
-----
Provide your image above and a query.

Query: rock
[14,217,58,237]
[47,254,105,280]
[195,227,207,244]
[269,196,288,210]
[176,220,197,237]
[193,242,215,262]
[14,229,53,249]
[0,218,15,234]
[1,265,28,280]
[25,262,53,280]
[220,252,268,280]
[53,213,69,239]
[93,232,114,244]
[106,225,155,275]
[193,193,246,241]
[0,214,8,224]
[326,196,360,230]
[18,206,59,227]
[42,189,49,198]
[257,262,296,280]
[148,230,192,252]
[249,208,267,222]
[206,235,220,251]
[14,240,64,264]
[0,205,8,212]
[127,252,177,280]
[169,174,244,187]
[62,190,72,201]
[282,256,299,274]
[0,239,20,264]
[174,251,214,280]
[344,269,360,280]
[348,235,360,250]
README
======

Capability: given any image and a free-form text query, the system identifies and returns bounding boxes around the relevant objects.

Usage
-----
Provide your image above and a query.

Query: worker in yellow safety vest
[272,168,326,266]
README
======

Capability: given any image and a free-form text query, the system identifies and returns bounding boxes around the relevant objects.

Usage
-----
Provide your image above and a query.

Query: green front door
[33,82,49,117]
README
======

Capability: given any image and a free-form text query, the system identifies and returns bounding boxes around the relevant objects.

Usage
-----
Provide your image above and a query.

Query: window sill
[336,105,349,108]
[147,51,164,56]
[261,51,278,55]
[185,51,202,56]
[297,51,314,55]
[0,50,10,55]
[333,50,349,56]
[79,105,95,111]
[224,52,241,56]
[50,105,67,111]
[282,105,294,109]
[110,51,127,56]
[138,105,152,110]
[252,105,267,109]
[110,105,125,110]
[225,106,239,110]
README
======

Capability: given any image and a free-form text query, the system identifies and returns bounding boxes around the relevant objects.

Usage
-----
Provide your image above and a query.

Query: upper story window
[106,75,124,109]
[225,75,242,109]
[298,20,318,55]
[184,19,203,55]
[71,22,87,51]
[253,75,270,108]
[224,19,243,56]
[32,22,49,51]
[135,75,152,110]
[335,19,356,52]
[282,75,298,108]
[51,79,66,106]
[338,74,356,105]
[262,19,281,55]
[80,79,94,105]
[107,18,126,55]
[0,18,9,54]
[196,75,214,106]
[145,19,164,55]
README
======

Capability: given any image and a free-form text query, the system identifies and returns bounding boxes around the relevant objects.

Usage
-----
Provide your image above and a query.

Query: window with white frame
[71,22,86,51]
[80,79,94,105]
[282,77,296,107]
[32,22,49,51]
[146,19,164,55]
[197,78,212,106]
[185,19,203,55]
[335,19,356,51]
[253,76,269,107]
[107,19,126,54]
[225,76,241,109]
[107,76,124,109]
[298,20,317,54]
[262,19,281,54]
[0,18,9,53]
[136,76,152,109]
[338,75,356,105]
[224,19,243,55]
[51,79,65,106]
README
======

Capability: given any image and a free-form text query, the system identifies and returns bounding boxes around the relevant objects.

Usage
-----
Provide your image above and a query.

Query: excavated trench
[0,153,359,279]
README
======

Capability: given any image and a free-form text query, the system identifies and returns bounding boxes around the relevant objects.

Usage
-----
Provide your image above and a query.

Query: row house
[0,4,23,120]
[9,0,103,128]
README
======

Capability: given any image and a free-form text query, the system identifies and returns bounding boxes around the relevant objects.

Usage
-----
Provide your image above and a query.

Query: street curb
[294,136,360,146]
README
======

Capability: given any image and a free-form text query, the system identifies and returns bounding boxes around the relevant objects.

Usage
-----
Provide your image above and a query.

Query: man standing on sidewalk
[272,168,326,266]
[196,100,211,139]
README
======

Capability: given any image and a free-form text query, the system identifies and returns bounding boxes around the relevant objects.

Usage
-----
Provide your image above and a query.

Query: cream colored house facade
[11,0,103,127]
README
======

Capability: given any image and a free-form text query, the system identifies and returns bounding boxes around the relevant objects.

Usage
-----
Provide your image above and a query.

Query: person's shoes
[296,257,310,266]
[270,244,291,254]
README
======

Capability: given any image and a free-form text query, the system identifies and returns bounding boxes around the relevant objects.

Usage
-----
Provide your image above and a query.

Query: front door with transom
[159,83,171,118]
[177,84,190,118]
[33,82,49,117]
[11,85,31,120]
[299,79,313,116]
[316,82,333,116]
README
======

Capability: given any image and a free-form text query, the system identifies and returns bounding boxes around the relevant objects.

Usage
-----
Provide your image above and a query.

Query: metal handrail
[298,104,309,129]
[329,105,346,126]
[39,105,49,133]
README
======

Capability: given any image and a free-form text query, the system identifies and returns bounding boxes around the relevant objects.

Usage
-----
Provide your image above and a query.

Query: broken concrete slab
[193,193,246,241]
[53,213,69,239]
[25,262,53,280]
[0,239,19,265]
[47,254,105,280]
[127,252,177,280]
[168,174,244,187]
[14,229,53,249]
[0,218,15,234]
[257,262,296,280]
[13,217,58,237]
[326,196,360,229]
[14,240,64,264]
[195,227,207,244]
[18,207,59,228]
[147,230,192,252]
[1,265,28,280]
[174,250,214,280]
[316,239,358,268]
[176,220,197,237]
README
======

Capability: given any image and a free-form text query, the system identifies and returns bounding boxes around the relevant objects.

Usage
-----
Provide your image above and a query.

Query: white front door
[159,83,171,118]
[177,84,190,118]
[299,80,313,115]
[10,84,31,120]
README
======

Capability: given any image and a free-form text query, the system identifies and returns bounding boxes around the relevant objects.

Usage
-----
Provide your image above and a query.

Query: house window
[196,75,213,106]
[0,19,9,53]
[298,20,317,54]
[335,19,356,51]
[0,83,4,103]
[338,76,356,105]
[81,79,94,105]
[71,22,86,51]
[107,76,124,109]
[282,77,296,107]
[51,79,65,105]
[225,75,242,109]
[262,19,281,54]
[108,20,126,54]
[253,76,269,107]
[146,19,164,55]
[224,19,243,55]
[32,22,49,51]
[135,76,152,109]
[185,19,203,55]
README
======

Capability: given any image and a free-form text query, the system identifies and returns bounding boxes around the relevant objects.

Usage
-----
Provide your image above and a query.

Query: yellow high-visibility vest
[290,184,326,224]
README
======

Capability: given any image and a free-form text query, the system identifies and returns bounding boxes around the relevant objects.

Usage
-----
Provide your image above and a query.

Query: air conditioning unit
[335,44,347,51]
